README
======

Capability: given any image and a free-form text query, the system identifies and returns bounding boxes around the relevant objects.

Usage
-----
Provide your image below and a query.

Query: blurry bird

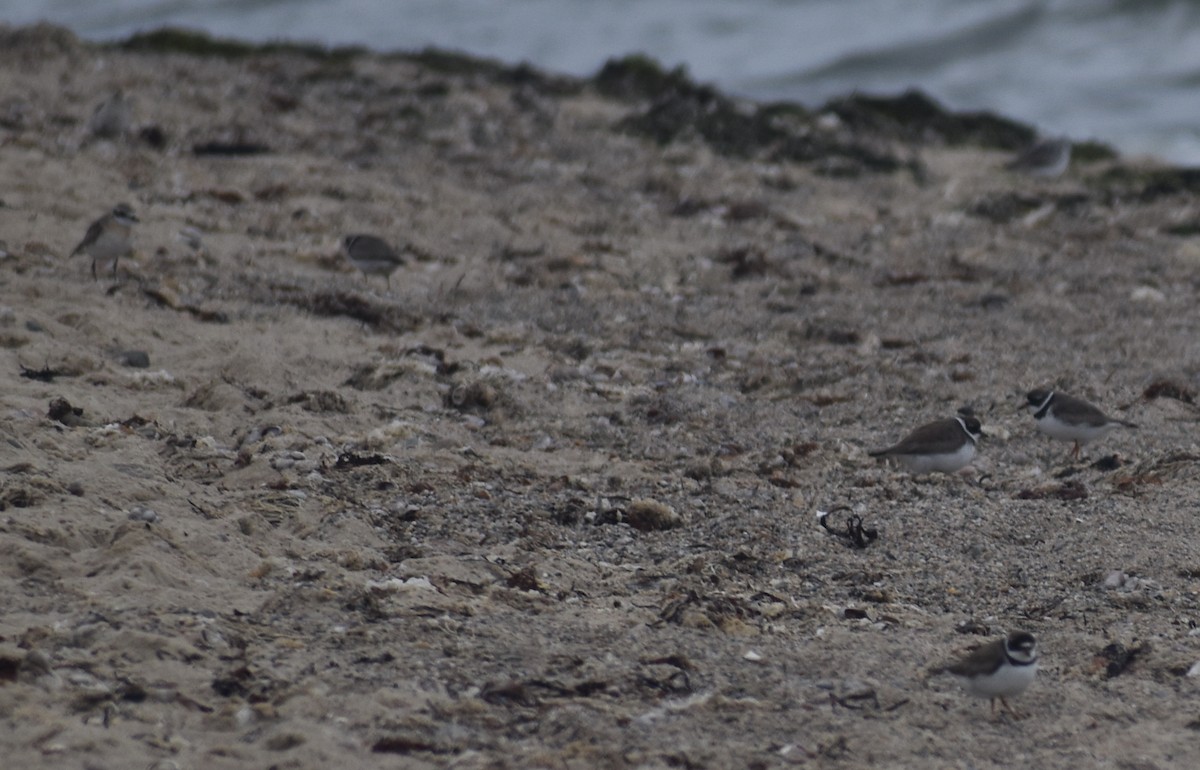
[342,234,406,288]
[87,90,132,140]
[1006,137,1071,178]
[71,203,138,280]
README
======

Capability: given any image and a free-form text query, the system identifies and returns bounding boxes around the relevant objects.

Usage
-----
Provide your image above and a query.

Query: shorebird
[71,203,138,280]
[868,415,982,475]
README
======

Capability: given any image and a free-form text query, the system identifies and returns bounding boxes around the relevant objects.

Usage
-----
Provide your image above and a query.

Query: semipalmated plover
[70,203,138,280]
[1025,388,1136,458]
[342,234,405,288]
[934,631,1039,718]
[868,415,982,474]
[87,90,131,139]
[1006,137,1071,178]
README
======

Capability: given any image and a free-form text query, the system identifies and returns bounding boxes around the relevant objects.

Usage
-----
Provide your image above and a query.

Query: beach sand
[3,23,1200,769]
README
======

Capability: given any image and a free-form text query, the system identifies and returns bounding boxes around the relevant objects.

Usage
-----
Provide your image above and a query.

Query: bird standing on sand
[1025,388,1136,459]
[868,415,982,475]
[342,234,406,288]
[87,90,131,139]
[71,203,138,280]
[931,631,1040,719]
[1006,137,1071,178]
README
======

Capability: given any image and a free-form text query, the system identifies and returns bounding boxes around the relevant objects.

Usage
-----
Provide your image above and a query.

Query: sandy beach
[3,23,1200,769]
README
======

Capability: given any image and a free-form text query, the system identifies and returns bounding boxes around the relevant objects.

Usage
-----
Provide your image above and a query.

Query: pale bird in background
[87,90,132,139]
[1006,137,1071,178]
[71,203,138,280]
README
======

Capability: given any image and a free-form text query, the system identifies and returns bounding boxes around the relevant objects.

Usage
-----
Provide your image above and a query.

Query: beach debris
[624,498,682,531]
[447,380,498,413]
[719,244,771,279]
[1130,286,1165,304]
[817,508,877,549]
[657,589,759,632]
[119,350,151,368]
[633,656,695,699]
[139,124,167,148]
[128,506,159,524]
[371,736,444,755]
[1143,379,1196,404]
[955,620,992,636]
[333,451,389,469]
[286,389,349,413]
[0,652,18,683]
[593,497,683,531]
[20,363,67,382]
[1103,570,1128,589]
[1089,454,1123,471]
[829,687,879,711]
[479,677,609,707]
[141,286,229,323]
[47,397,86,427]
[504,565,544,592]
[1014,480,1088,501]
[1092,642,1148,679]
[192,141,270,156]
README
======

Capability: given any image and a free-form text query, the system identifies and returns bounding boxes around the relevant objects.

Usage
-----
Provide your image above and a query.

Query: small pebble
[177,226,203,250]
[1130,286,1165,303]
[128,506,159,523]
[120,350,151,368]
[21,649,54,679]
[139,125,167,149]
[235,705,256,728]
[270,451,306,471]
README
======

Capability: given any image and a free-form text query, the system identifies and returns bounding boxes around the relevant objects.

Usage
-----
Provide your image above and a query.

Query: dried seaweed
[1015,481,1088,501]
[19,364,66,382]
[334,452,390,469]
[1143,379,1197,405]
[1094,642,1148,679]
[818,508,878,549]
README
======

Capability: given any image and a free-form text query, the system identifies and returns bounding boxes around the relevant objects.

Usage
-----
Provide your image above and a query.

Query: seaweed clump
[597,55,786,158]
[119,27,364,63]
[596,55,912,176]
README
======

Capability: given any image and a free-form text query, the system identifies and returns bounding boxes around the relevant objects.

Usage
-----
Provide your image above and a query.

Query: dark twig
[819,507,878,549]
[20,364,67,382]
